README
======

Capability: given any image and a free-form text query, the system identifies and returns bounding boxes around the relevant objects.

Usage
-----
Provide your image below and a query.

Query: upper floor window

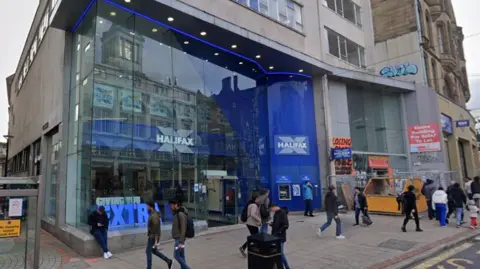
[234,0,303,32]
[437,23,449,54]
[326,27,366,68]
[324,0,362,28]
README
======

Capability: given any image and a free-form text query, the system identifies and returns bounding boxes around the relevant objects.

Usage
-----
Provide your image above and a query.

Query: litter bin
[247,233,283,269]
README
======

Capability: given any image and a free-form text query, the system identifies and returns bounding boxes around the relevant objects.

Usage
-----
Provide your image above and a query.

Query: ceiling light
[110,11,116,16]
[99,20,104,24]
[269,66,274,70]
[231,44,237,49]
[152,28,158,33]
[205,59,209,62]
[239,62,243,65]
[130,32,135,35]
[299,69,304,73]
[184,41,189,44]
[256,55,261,59]
[124,0,131,3]
[214,53,219,56]
[200,31,207,36]
[167,17,174,22]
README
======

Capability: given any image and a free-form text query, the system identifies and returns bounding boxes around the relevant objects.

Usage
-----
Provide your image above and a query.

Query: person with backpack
[270,204,290,269]
[146,201,172,269]
[401,185,423,232]
[304,181,314,217]
[317,185,345,239]
[258,188,271,233]
[88,206,112,259]
[239,193,261,257]
[168,200,192,269]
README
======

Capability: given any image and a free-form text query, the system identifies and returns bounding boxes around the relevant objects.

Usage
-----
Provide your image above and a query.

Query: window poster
[292,184,301,197]
[278,184,292,200]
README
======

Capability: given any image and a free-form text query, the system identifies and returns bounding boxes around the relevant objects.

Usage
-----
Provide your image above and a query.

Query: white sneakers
[104,251,113,259]
[336,235,346,239]
[317,229,345,239]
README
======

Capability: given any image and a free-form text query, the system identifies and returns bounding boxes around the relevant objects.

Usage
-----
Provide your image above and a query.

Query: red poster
[408,123,441,153]
[368,156,390,169]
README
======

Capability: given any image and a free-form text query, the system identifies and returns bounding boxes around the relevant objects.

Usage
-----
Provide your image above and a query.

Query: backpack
[240,201,254,223]
[177,211,195,239]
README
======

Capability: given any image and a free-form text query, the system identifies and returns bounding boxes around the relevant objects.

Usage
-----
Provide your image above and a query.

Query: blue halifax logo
[274,136,309,155]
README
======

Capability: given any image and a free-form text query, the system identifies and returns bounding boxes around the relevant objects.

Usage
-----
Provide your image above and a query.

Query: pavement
[1,212,479,269]
[411,240,480,269]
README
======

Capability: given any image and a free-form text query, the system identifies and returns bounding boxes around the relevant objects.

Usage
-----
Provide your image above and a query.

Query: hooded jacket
[88,211,109,233]
[421,179,436,200]
[324,191,338,215]
[471,179,480,195]
[448,185,467,208]
[271,208,289,243]
[432,189,448,207]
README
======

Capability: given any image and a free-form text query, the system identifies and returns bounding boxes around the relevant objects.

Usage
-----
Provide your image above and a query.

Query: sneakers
[103,252,109,259]
[107,251,113,258]
[336,235,346,239]
[416,228,423,232]
[316,230,322,237]
[167,259,173,269]
[401,226,406,233]
[239,247,246,258]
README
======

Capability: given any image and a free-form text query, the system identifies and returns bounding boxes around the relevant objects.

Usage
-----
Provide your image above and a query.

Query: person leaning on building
[146,201,172,269]
[88,206,112,259]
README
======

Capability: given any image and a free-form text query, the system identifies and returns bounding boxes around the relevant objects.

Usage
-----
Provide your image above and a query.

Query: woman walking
[239,193,261,257]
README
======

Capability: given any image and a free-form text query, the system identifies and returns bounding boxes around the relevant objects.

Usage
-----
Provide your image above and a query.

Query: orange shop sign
[332,137,352,148]
[368,156,390,169]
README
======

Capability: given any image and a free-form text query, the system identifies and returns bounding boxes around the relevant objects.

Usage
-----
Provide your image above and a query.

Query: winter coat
[246,202,261,227]
[471,180,480,195]
[354,192,367,210]
[432,190,448,207]
[88,211,109,233]
[448,186,467,208]
[324,191,338,215]
[421,180,436,200]
[271,208,289,243]
[402,191,417,211]
[468,205,479,218]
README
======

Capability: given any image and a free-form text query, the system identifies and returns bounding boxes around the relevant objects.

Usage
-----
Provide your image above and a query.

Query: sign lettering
[274,136,310,155]
[408,123,441,153]
[0,220,21,238]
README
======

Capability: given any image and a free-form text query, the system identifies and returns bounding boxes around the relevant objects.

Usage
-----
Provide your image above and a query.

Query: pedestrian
[146,202,172,269]
[401,185,423,232]
[353,187,372,226]
[421,179,436,220]
[467,200,479,229]
[471,176,480,208]
[270,204,291,269]
[448,183,467,228]
[432,187,448,227]
[88,206,112,259]
[258,188,271,234]
[239,193,261,257]
[168,200,191,269]
[317,185,345,239]
[304,181,314,217]
[465,177,474,200]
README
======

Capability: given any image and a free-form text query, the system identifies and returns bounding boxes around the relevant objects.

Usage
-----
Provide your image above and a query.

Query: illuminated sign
[17,0,59,90]
[156,127,195,153]
[274,136,309,155]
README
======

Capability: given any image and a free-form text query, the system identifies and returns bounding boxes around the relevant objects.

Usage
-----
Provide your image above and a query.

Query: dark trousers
[241,225,259,250]
[402,208,420,229]
[92,229,109,253]
[304,199,313,215]
[426,200,435,220]
[354,208,370,225]
[146,237,171,269]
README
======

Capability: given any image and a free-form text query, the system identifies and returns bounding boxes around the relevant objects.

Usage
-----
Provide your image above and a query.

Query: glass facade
[65,0,320,230]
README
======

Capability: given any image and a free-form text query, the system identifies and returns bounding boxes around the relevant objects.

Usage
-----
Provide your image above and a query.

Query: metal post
[34,175,45,269]
[3,137,10,177]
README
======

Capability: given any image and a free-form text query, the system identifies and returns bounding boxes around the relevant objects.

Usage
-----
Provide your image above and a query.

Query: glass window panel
[347,39,359,67]
[355,4,362,27]
[335,0,343,15]
[343,0,356,24]
[327,29,340,57]
[325,0,336,10]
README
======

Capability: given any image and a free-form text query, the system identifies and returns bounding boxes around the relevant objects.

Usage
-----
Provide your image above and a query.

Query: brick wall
[371,0,418,43]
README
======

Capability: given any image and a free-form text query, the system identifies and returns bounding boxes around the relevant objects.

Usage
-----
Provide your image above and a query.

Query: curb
[367,229,480,269]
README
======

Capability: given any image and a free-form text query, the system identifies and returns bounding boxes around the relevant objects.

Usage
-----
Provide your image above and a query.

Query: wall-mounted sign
[292,184,301,197]
[8,199,23,217]
[408,123,441,153]
[332,137,353,175]
[440,114,453,134]
[0,220,21,238]
[456,120,470,128]
[274,136,309,155]
[95,200,163,229]
[94,84,115,109]
[331,148,352,160]
[156,127,195,154]
[368,155,390,169]
[276,175,292,183]
[332,137,352,148]
[379,62,418,78]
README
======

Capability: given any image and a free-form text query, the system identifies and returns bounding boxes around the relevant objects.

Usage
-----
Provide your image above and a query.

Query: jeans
[280,242,291,269]
[426,200,435,220]
[435,203,447,227]
[320,214,342,236]
[146,237,171,269]
[241,225,259,250]
[304,199,313,215]
[455,208,464,226]
[260,223,269,234]
[92,229,108,253]
[354,208,370,225]
[174,239,190,269]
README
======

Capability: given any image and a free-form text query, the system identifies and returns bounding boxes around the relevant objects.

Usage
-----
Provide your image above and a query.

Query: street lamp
[3,135,14,177]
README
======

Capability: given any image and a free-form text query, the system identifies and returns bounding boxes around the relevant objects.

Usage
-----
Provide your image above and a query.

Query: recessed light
[124,0,131,3]
[184,41,189,44]
[269,66,274,70]
[130,32,135,35]
[152,28,158,32]
[205,59,209,62]
[99,20,104,24]
[167,17,174,22]
[231,44,237,49]
[299,69,304,73]
[289,75,293,78]
[110,11,116,16]
[239,62,243,65]
[200,31,207,36]
[214,53,219,56]
[256,55,261,59]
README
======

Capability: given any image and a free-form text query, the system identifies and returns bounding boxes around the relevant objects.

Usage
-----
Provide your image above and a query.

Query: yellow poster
[0,219,21,238]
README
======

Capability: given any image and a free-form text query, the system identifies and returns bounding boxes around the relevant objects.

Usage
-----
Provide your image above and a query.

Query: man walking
[317,185,345,239]
[353,187,372,226]
[169,200,191,269]
[421,179,436,220]
[146,202,172,269]
[449,183,467,228]
[401,185,423,232]
[258,189,271,233]
[304,181,314,217]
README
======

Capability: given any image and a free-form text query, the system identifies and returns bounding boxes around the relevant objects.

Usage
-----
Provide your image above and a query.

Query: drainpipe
[414,0,429,85]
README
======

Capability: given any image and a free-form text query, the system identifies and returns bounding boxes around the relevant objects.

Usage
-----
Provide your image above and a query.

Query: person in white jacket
[432,187,448,227]
[467,200,479,229]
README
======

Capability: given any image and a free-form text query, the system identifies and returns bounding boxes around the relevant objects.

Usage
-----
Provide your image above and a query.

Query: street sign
[0,220,21,238]
[455,120,470,128]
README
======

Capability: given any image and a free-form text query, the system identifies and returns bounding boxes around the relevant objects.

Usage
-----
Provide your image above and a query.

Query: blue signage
[300,175,311,181]
[440,114,453,134]
[276,175,292,183]
[96,202,167,230]
[380,62,418,78]
[331,148,352,160]
[274,136,310,155]
[456,120,470,128]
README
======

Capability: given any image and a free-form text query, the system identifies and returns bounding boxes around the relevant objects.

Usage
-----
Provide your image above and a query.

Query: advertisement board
[368,155,390,169]
[332,137,353,175]
[408,123,441,153]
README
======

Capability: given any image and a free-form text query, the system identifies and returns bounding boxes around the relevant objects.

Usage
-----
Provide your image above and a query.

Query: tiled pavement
[1,212,479,269]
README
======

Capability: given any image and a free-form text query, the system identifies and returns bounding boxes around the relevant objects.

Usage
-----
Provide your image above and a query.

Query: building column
[447,136,462,179]
[464,141,476,179]
[312,75,329,194]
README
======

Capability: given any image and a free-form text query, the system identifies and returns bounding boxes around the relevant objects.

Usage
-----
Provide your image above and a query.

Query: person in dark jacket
[88,206,112,259]
[146,202,172,269]
[472,176,480,207]
[448,183,467,228]
[318,185,344,239]
[270,205,290,269]
[421,179,436,220]
[401,185,423,233]
[169,200,191,269]
[446,182,465,224]
[353,187,372,226]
